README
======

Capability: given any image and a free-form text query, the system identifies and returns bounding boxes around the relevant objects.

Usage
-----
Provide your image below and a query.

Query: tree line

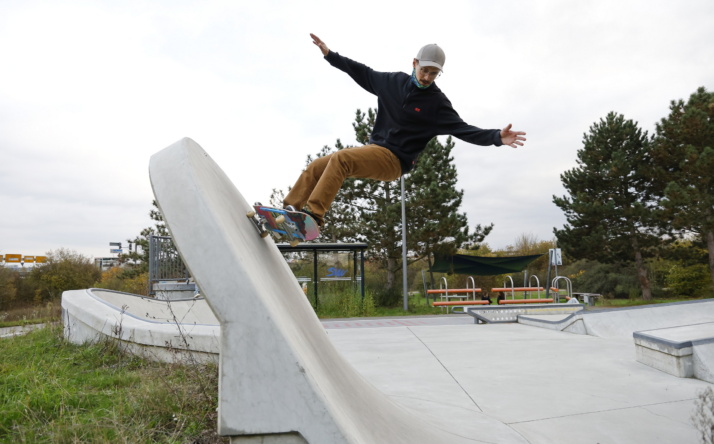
[2,87,710,310]
[554,86,713,300]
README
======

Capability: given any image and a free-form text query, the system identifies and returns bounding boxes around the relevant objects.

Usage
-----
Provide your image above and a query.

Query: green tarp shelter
[430,253,545,276]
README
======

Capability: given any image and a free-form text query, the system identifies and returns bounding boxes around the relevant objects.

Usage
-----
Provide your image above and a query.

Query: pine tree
[553,112,660,300]
[340,109,404,299]
[405,136,493,288]
[652,87,714,289]
[120,200,171,277]
[275,108,494,304]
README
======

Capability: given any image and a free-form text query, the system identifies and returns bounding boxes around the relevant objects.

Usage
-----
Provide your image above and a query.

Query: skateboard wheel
[275,215,286,224]
[247,210,256,218]
[290,240,300,247]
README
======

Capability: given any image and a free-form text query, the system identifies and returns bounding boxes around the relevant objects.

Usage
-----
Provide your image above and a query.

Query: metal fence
[148,235,190,296]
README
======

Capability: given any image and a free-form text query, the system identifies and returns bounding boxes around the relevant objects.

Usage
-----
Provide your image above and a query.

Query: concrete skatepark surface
[61,137,714,443]
[61,288,714,443]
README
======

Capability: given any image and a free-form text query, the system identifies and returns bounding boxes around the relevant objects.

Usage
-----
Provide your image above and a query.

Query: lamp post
[401,176,408,312]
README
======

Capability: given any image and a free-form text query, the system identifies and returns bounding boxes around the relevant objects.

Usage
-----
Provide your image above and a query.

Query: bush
[566,260,641,299]
[94,267,149,296]
[665,264,712,298]
[28,249,101,303]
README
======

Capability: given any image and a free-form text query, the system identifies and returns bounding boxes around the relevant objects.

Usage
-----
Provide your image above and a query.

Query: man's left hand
[500,124,526,148]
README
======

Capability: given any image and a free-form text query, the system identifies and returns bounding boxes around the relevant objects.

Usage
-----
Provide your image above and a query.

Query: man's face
[412,59,441,87]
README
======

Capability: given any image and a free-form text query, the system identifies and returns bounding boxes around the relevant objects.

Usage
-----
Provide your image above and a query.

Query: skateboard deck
[247,204,319,246]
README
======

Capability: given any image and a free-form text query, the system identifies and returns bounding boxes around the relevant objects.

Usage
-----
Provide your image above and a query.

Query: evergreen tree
[553,112,660,300]
[651,87,714,290]
[340,109,404,299]
[405,136,493,288]
[276,108,493,303]
[120,200,171,277]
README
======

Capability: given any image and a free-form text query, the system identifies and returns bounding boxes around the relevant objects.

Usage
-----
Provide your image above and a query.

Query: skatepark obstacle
[148,138,481,443]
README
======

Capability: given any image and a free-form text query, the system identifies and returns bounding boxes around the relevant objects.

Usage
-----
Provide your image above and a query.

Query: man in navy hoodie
[284,33,526,228]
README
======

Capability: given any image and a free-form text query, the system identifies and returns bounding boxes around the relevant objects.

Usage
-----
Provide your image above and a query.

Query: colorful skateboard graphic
[247,204,319,246]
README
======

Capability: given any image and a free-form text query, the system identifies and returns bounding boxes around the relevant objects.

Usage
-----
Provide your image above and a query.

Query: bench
[428,288,484,313]
[432,299,490,314]
[427,288,482,298]
[491,286,559,294]
[499,298,554,305]
[468,303,584,324]
[427,288,482,306]
[492,287,562,302]
[432,300,490,307]
[571,292,601,306]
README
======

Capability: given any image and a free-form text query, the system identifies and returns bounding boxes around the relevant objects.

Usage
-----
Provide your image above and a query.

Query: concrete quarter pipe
[148,138,484,443]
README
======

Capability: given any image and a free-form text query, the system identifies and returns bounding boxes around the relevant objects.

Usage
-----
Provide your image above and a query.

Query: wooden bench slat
[498,298,554,305]
[491,287,560,292]
[432,300,490,306]
[426,288,482,294]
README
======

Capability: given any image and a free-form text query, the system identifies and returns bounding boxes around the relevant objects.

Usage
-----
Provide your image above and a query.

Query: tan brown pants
[284,144,402,226]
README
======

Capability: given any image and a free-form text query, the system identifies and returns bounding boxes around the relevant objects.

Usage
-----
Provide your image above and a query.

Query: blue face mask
[411,68,431,89]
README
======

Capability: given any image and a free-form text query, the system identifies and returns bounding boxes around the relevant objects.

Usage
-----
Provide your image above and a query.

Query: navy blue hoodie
[325,51,503,173]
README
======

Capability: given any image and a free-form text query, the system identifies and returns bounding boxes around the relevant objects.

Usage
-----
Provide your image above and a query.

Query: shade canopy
[430,253,545,276]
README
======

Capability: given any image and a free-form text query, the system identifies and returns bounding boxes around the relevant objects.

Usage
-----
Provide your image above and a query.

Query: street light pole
[401,176,408,312]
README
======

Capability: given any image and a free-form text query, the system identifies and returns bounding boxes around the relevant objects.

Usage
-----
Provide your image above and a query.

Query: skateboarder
[283,34,526,227]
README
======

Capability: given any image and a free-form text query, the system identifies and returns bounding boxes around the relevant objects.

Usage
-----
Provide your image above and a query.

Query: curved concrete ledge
[62,288,220,363]
[149,137,501,443]
[518,299,714,338]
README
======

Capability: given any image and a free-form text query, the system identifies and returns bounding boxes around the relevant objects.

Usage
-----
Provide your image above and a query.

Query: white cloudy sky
[1,0,712,260]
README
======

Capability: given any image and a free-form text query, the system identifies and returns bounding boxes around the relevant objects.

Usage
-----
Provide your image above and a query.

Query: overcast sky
[1,0,712,261]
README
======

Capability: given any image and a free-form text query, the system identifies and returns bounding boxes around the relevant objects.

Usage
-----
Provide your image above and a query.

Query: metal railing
[148,235,190,296]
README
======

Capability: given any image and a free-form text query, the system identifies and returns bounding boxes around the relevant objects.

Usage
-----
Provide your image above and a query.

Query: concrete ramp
[62,289,219,363]
[149,138,482,443]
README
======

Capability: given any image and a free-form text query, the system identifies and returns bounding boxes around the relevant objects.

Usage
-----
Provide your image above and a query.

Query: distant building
[95,257,121,271]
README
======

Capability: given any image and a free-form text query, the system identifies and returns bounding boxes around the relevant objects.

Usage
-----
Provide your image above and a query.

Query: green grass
[0,325,225,443]
[0,303,61,328]
[312,290,446,318]
[598,297,705,308]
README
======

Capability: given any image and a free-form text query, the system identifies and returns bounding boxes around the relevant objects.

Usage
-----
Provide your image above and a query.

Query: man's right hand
[310,33,330,57]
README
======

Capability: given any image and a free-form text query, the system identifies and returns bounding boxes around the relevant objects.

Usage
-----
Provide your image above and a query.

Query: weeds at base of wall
[693,386,714,444]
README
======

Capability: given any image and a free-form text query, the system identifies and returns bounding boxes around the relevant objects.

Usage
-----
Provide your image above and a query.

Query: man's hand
[500,124,526,148]
[310,33,330,57]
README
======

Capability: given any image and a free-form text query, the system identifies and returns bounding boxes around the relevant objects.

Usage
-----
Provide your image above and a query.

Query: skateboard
[247,204,319,246]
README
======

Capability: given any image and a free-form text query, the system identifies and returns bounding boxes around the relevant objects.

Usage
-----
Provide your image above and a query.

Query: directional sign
[549,248,562,266]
